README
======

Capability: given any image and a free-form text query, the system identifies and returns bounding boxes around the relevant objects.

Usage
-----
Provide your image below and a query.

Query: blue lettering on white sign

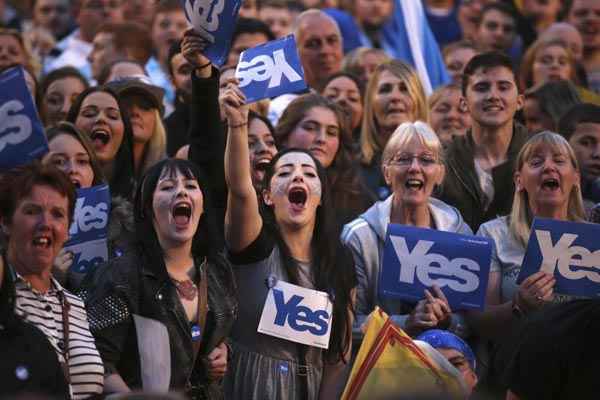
[272,289,330,336]
[181,0,241,66]
[0,67,47,170]
[235,35,307,103]
[381,224,492,310]
[517,218,600,297]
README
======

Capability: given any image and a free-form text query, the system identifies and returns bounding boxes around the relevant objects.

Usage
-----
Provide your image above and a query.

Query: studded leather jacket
[80,246,237,399]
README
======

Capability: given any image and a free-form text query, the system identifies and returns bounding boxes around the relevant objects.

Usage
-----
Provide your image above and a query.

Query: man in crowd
[258,0,293,39]
[567,0,600,93]
[87,22,153,82]
[31,0,73,41]
[439,51,528,231]
[165,40,193,157]
[45,0,124,77]
[353,0,394,50]
[559,103,600,205]
[476,2,518,55]
[227,17,274,67]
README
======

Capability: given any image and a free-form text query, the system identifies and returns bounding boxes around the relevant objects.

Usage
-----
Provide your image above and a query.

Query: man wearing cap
[417,329,479,397]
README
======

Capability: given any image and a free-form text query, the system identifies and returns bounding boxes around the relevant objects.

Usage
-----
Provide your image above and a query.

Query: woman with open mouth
[342,121,472,341]
[274,93,374,228]
[471,131,585,337]
[222,81,356,399]
[67,86,136,200]
[42,122,135,290]
[359,60,428,200]
[80,158,237,398]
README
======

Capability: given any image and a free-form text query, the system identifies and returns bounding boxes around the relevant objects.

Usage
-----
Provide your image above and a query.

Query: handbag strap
[191,262,208,361]
[58,290,73,400]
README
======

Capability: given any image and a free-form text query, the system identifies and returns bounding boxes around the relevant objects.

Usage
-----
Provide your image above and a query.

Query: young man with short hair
[558,103,600,205]
[258,0,293,39]
[439,51,527,231]
[567,0,600,93]
[226,17,275,67]
[476,2,518,54]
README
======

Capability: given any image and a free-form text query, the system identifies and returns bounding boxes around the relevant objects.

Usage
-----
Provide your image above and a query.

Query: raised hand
[219,78,249,128]
[181,28,212,77]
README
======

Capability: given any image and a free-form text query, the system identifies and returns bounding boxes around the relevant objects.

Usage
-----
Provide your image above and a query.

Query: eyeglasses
[388,154,439,167]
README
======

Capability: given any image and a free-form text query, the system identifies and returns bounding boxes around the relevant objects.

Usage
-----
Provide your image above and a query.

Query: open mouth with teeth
[288,187,308,211]
[32,236,52,248]
[541,178,560,191]
[405,179,424,190]
[91,130,110,147]
[172,203,192,226]
[254,158,272,172]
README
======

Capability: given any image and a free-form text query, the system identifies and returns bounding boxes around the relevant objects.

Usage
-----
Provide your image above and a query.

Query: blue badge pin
[279,362,289,374]
[266,274,278,289]
[191,324,202,341]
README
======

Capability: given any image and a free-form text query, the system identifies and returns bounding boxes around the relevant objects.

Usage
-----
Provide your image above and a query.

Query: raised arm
[222,82,262,252]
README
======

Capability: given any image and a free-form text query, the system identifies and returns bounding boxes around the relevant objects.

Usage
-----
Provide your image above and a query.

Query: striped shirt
[14,275,104,399]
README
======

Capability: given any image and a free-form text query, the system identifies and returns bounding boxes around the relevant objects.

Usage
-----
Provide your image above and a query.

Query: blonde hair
[509,131,585,247]
[427,83,461,113]
[519,39,578,91]
[139,109,167,176]
[381,121,444,171]
[360,60,428,165]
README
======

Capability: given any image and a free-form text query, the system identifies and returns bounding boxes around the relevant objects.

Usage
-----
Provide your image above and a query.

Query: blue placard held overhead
[0,66,47,170]
[63,184,111,274]
[235,35,307,103]
[181,0,242,66]
[380,224,493,311]
[517,218,600,298]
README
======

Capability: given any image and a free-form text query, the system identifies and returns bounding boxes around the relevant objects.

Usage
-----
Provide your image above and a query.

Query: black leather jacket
[80,246,237,399]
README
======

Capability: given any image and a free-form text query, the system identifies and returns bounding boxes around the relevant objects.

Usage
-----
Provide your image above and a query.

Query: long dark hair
[261,148,356,362]
[134,158,223,258]
[66,86,136,200]
[274,93,371,225]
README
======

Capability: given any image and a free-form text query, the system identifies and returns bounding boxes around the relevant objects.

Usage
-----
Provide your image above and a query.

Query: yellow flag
[342,307,465,400]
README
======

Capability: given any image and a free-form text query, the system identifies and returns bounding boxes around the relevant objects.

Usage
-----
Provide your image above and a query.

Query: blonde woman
[359,60,428,199]
[428,83,471,147]
[110,77,167,179]
[343,121,471,340]
[470,131,585,340]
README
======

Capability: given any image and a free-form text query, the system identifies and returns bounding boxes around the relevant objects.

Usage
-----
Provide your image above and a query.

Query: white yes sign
[0,100,32,152]
[237,49,302,89]
[184,0,225,42]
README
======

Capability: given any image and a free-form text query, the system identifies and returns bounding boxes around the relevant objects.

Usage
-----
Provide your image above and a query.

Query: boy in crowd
[476,2,518,55]
[439,51,527,231]
[257,0,293,39]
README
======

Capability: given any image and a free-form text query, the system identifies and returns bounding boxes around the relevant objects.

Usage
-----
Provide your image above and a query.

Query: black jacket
[165,95,191,157]
[438,123,529,232]
[80,246,237,399]
[0,256,68,399]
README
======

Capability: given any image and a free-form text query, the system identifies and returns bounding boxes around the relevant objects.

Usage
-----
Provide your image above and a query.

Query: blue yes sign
[0,66,47,170]
[517,218,600,297]
[63,185,111,274]
[380,224,493,310]
[235,35,307,103]
[258,280,333,349]
[181,0,241,66]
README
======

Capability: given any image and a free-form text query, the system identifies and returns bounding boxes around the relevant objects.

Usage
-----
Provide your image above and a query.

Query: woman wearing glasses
[342,121,472,340]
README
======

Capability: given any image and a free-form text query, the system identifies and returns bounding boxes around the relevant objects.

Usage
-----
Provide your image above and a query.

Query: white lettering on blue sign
[237,49,302,89]
[391,237,480,292]
[536,229,600,283]
[0,100,32,152]
[184,0,225,42]
[258,280,333,349]
[69,197,109,236]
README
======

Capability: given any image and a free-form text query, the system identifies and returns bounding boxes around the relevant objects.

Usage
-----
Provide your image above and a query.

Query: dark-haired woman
[81,158,236,398]
[67,86,136,200]
[40,66,89,126]
[222,82,356,399]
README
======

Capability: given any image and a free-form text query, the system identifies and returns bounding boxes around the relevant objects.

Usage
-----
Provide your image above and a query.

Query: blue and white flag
[235,35,307,103]
[181,0,242,66]
[0,66,47,170]
[380,224,493,310]
[517,218,600,298]
[359,1,450,95]
[64,184,111,274]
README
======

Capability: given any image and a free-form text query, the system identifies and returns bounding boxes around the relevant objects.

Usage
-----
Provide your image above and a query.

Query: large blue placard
[235,35,307,103]
[181,0,242,67]
[380,224,493,310]
[0,66,47,170]
[64,184,111,274]
[517,218,600,297]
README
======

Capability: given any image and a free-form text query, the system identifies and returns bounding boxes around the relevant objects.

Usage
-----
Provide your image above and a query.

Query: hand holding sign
[406,285,452,336]
[181,28,212,76]
[181,0,241,66]
[219,79,248,128]
[514,271,556,313]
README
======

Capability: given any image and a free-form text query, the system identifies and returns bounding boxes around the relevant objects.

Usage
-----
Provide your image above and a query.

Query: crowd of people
[1,0,600,399]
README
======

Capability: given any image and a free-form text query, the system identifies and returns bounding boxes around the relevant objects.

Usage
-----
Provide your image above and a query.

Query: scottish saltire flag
[360,1,450,95]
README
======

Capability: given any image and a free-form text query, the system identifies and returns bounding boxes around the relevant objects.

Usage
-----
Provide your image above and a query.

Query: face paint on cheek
[306,178,322,198]
[271,178,288,197]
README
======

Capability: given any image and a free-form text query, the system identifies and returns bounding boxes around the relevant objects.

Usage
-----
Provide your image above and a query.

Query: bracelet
[197,61,211,70]
[230,122,248,129]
